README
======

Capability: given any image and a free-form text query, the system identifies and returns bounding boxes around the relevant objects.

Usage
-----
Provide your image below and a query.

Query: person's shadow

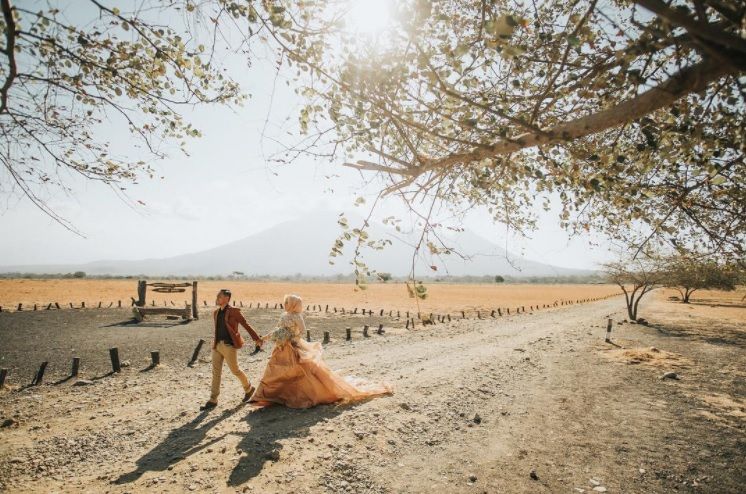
[227,403,352,487]
[114,404,242,484]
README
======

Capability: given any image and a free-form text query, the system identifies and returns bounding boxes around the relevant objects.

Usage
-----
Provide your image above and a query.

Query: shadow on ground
[227,403,351,486]
[649,320,746,348]
[114,402,353,487]
[114,405,242,484]
[102,318,192,328]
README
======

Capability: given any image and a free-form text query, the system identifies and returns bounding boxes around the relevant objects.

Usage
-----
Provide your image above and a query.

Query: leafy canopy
[258,0,745,269]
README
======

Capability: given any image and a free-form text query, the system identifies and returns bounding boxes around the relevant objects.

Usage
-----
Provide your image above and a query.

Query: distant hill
[1,212,596,278]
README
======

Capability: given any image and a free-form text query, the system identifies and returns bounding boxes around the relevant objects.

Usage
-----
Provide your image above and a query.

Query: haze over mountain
[1,212,596,278]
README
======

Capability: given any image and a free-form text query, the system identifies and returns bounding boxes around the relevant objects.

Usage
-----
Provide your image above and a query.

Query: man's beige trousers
[210,341,251,403]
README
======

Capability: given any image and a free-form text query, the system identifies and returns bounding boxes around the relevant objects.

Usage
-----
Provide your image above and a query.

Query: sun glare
[345,0,393,35]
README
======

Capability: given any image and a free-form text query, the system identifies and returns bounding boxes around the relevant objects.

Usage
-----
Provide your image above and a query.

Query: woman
[250,294,392,408]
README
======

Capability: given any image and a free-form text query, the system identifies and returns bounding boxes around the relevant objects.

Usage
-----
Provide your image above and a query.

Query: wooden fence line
[0,292,624,388]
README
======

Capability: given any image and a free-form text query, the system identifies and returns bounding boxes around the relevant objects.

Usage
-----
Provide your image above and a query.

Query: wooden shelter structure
[132,280,198,322]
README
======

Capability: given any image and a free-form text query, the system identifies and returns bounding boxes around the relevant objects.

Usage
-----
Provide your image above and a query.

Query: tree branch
[635,0,746,54]
[351,57,732,176]
[0,0,17,113]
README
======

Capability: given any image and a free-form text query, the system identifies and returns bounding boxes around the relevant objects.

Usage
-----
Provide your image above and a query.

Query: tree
[495,275,505,283]
[663,256,739,303]
[0,1,250,234]
[260,0,745,266]
[377,272,392,282]
[605,258,662,321]
[72,271,86,278]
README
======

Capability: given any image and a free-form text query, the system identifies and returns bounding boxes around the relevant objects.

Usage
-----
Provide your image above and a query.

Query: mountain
[1,212,595,277]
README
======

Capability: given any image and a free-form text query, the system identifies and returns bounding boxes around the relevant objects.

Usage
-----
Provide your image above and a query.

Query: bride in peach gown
[249,294,393,408]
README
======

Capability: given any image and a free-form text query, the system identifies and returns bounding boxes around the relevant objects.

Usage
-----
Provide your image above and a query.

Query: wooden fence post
[363,325,369,337]
[377,324,384,335]
[606,318,613,343]
[191,282,198,319]
[32,362,48,386]
[137,280,147,307]
[346,327,351,340]
[109,348,121,373]
[0,368,7,389]
[151,351,160,367]
[323,331,330,344]
[71,357,80,377]
[189,339,205,366]
[306,330,311,342]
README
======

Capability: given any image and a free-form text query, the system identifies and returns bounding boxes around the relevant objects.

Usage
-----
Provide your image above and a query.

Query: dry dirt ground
[0,291,744,493]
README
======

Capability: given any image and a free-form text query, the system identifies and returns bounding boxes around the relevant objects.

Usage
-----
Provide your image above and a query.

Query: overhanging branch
[349,57,732,176]
[0,0,17,114]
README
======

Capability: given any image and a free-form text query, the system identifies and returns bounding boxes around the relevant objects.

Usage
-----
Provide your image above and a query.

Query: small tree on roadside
[664,257,740,303]
[495,275,505,283]
[605,259,662,321]
[377,272,392,283]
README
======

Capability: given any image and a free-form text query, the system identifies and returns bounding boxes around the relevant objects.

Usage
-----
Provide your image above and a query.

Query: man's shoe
[200,401,217,411]
[243,386,256,402]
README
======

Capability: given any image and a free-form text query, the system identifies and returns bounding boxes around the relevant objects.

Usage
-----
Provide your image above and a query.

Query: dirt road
[0,294,743,493]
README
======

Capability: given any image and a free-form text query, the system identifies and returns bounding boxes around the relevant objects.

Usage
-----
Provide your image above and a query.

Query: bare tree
[605,258,662,321]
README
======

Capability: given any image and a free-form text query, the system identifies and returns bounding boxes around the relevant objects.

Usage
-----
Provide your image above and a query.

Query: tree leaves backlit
[258,0,745,266]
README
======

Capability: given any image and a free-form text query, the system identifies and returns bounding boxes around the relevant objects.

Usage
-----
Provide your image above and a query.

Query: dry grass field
[0,279,620,314]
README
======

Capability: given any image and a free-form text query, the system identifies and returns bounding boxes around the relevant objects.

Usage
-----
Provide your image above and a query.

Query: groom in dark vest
[200,289,263,410]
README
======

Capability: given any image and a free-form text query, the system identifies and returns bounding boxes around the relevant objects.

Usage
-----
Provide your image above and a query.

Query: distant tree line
[605,254,742,321]
[0,271,609,284]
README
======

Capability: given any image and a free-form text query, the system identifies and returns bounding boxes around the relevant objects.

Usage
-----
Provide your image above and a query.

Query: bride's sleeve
[266,314,293,343]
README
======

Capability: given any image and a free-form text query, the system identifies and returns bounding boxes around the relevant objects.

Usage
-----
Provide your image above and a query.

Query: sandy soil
[0,290,743,493]
[0,279,619,314]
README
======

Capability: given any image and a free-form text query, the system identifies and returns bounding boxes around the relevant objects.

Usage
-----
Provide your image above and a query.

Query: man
[200,289,263,411]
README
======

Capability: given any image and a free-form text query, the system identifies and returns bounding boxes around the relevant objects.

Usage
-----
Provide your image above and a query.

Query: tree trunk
[627,298,636,320]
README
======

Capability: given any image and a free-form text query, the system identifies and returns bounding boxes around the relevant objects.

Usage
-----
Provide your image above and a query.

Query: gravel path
[0,295,743,493]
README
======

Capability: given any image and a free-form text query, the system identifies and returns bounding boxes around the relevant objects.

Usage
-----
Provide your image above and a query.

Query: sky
[0,2,615,271]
